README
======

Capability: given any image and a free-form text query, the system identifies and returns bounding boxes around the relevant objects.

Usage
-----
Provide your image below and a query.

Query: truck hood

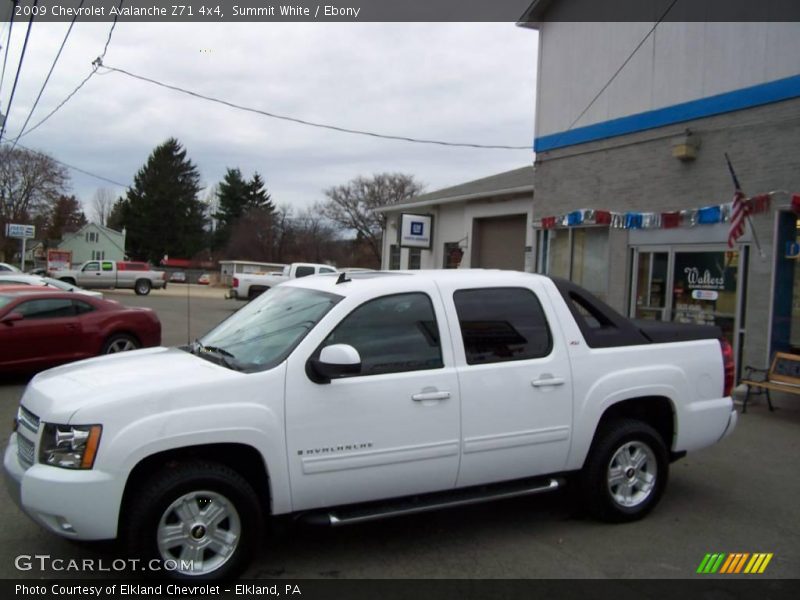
[20,347,241,423]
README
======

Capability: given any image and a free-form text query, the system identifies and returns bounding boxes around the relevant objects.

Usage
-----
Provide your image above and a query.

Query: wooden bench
[740,352,800,412]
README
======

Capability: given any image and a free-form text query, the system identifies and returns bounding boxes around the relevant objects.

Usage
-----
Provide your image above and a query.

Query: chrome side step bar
[302,478,562,527]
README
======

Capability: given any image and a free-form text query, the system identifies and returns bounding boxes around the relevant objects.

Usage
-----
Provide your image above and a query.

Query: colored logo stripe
[697,553,773,574]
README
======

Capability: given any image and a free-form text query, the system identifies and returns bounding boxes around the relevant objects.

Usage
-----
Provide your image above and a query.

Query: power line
[548,0,680,148]
[2,139,129,187]
[14,0,124,140]
[0,0,36,143]
[0,0,17,102]
[7,0,84,152]
[98,61,532,151]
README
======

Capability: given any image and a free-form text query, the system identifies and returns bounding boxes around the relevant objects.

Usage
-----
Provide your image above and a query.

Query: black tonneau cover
[633,320,722,344]
[550,278,721,348]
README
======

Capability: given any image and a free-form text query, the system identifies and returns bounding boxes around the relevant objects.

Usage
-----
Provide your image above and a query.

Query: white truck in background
[229,262,338,300]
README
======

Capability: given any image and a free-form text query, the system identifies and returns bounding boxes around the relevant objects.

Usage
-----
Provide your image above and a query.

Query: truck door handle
[412,391,451,402]
[531,377,565,387]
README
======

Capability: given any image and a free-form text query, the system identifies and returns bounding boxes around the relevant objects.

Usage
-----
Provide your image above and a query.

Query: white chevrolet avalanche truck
[4,270,737,580]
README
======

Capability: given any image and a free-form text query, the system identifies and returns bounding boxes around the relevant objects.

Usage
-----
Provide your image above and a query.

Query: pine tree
[120,138,207,262]
[247,172,274,212]
[46,195,87,241]
[213,168,274,251]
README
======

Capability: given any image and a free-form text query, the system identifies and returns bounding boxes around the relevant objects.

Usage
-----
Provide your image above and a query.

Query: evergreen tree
[247,172,274,212]
[213,168,274,250]
[120,138,207,262]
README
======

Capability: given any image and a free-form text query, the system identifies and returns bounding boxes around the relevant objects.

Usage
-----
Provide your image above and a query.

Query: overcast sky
[0,21,537,218]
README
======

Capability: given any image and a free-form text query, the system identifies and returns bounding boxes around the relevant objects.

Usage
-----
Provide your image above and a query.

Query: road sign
[4,223,35,239]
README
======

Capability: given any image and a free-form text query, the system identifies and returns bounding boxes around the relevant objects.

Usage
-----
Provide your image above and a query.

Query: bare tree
[91,188,116,226]
[321,173,424,264]
[0,146,69,259]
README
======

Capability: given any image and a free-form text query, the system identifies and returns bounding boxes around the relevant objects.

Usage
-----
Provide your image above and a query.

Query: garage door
[472,214,527,270]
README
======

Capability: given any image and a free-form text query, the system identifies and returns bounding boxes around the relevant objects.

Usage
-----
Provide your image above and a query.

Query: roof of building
[377,166,534,212]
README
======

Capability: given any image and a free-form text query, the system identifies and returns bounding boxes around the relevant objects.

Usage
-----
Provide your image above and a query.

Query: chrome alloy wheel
[106,338,137,353]
[157,490,242,576]
[606,441,657,508]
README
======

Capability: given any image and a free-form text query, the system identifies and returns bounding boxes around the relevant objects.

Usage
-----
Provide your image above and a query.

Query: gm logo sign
[410,221,425,236]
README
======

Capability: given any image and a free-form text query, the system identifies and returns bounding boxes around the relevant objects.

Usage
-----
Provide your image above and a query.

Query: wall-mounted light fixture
[672,129,700,161]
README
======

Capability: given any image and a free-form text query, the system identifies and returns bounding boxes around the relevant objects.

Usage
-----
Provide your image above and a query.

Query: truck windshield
[194,286,341,372]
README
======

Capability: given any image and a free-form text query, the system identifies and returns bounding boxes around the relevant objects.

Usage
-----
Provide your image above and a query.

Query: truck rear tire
[579,419,668,523]
[123,461,263,581]
[135,279,152,295]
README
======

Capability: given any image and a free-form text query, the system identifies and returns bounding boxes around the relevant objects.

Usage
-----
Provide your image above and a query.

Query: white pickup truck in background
[5,270,736,580]
[229,262,338,300]
[53,260,168,296]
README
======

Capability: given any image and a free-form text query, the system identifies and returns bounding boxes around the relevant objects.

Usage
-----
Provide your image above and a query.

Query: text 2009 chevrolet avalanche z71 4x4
[5,270,736,580]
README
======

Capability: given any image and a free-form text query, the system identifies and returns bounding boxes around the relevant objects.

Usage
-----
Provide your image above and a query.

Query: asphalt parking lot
[0,288,798,579]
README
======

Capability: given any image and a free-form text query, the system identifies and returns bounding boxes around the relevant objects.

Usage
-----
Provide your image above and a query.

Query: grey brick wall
[534,97,800,369]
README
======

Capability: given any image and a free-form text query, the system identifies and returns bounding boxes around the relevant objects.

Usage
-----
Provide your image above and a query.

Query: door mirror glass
[307,344,361,383]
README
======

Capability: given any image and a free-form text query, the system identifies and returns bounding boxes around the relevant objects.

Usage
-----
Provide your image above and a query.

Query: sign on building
[5,223,35,239]
[399,213,433,249]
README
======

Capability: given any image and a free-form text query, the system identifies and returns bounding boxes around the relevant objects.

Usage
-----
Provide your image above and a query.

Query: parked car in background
[0,274,104,299]
[197,273,210,285]
[52,260,167,295]
[26,268,48,277]
[0,262,21,272]
[169,271,187,283]
[0,288,161,374]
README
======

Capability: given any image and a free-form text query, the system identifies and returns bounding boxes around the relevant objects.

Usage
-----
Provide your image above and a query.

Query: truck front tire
[135,279,152,295]
[579,419,668,522]
[123,461,263,580]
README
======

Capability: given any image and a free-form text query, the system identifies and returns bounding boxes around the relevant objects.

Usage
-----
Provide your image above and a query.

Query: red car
[0,288,161,374]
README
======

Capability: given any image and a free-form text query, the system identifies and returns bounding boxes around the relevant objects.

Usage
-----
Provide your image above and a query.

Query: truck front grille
[17,435,35,468]
[17,406,40,433]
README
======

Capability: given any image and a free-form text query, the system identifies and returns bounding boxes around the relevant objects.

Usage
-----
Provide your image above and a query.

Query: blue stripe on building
[534,74,800,152]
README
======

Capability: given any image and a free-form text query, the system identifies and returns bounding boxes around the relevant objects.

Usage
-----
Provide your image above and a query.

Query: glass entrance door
[631,246,742,354]
[671,250,739,344]
[633,251,669,321]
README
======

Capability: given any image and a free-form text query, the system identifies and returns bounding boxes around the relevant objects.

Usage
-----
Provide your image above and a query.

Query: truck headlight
[39,424,102,469]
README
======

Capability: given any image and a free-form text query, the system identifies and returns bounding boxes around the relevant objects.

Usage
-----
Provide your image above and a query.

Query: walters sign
[674,252,736,292]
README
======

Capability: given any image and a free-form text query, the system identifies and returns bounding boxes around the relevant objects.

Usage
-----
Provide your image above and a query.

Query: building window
[408,248,422,270]
[543,227,609,301]
[389,245,401,270]
[85,232,98,243]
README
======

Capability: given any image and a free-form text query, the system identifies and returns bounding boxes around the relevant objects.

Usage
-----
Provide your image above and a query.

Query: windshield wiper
[190,339,243,371]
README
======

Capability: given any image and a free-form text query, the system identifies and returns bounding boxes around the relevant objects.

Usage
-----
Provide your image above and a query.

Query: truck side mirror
[307,344,362,384]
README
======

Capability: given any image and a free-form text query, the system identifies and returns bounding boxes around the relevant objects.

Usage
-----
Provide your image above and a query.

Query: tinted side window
[295,266,315,278]
[322,293,443,376]
[83,262,100,272]
[454,287,552,365]
[16,299,76,320]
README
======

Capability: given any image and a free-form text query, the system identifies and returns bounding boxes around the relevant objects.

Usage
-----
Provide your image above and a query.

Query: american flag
[726,154,749,248]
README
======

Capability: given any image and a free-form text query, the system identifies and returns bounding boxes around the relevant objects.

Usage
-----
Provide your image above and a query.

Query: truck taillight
[233,277,239,287]
[720,338,735,397]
